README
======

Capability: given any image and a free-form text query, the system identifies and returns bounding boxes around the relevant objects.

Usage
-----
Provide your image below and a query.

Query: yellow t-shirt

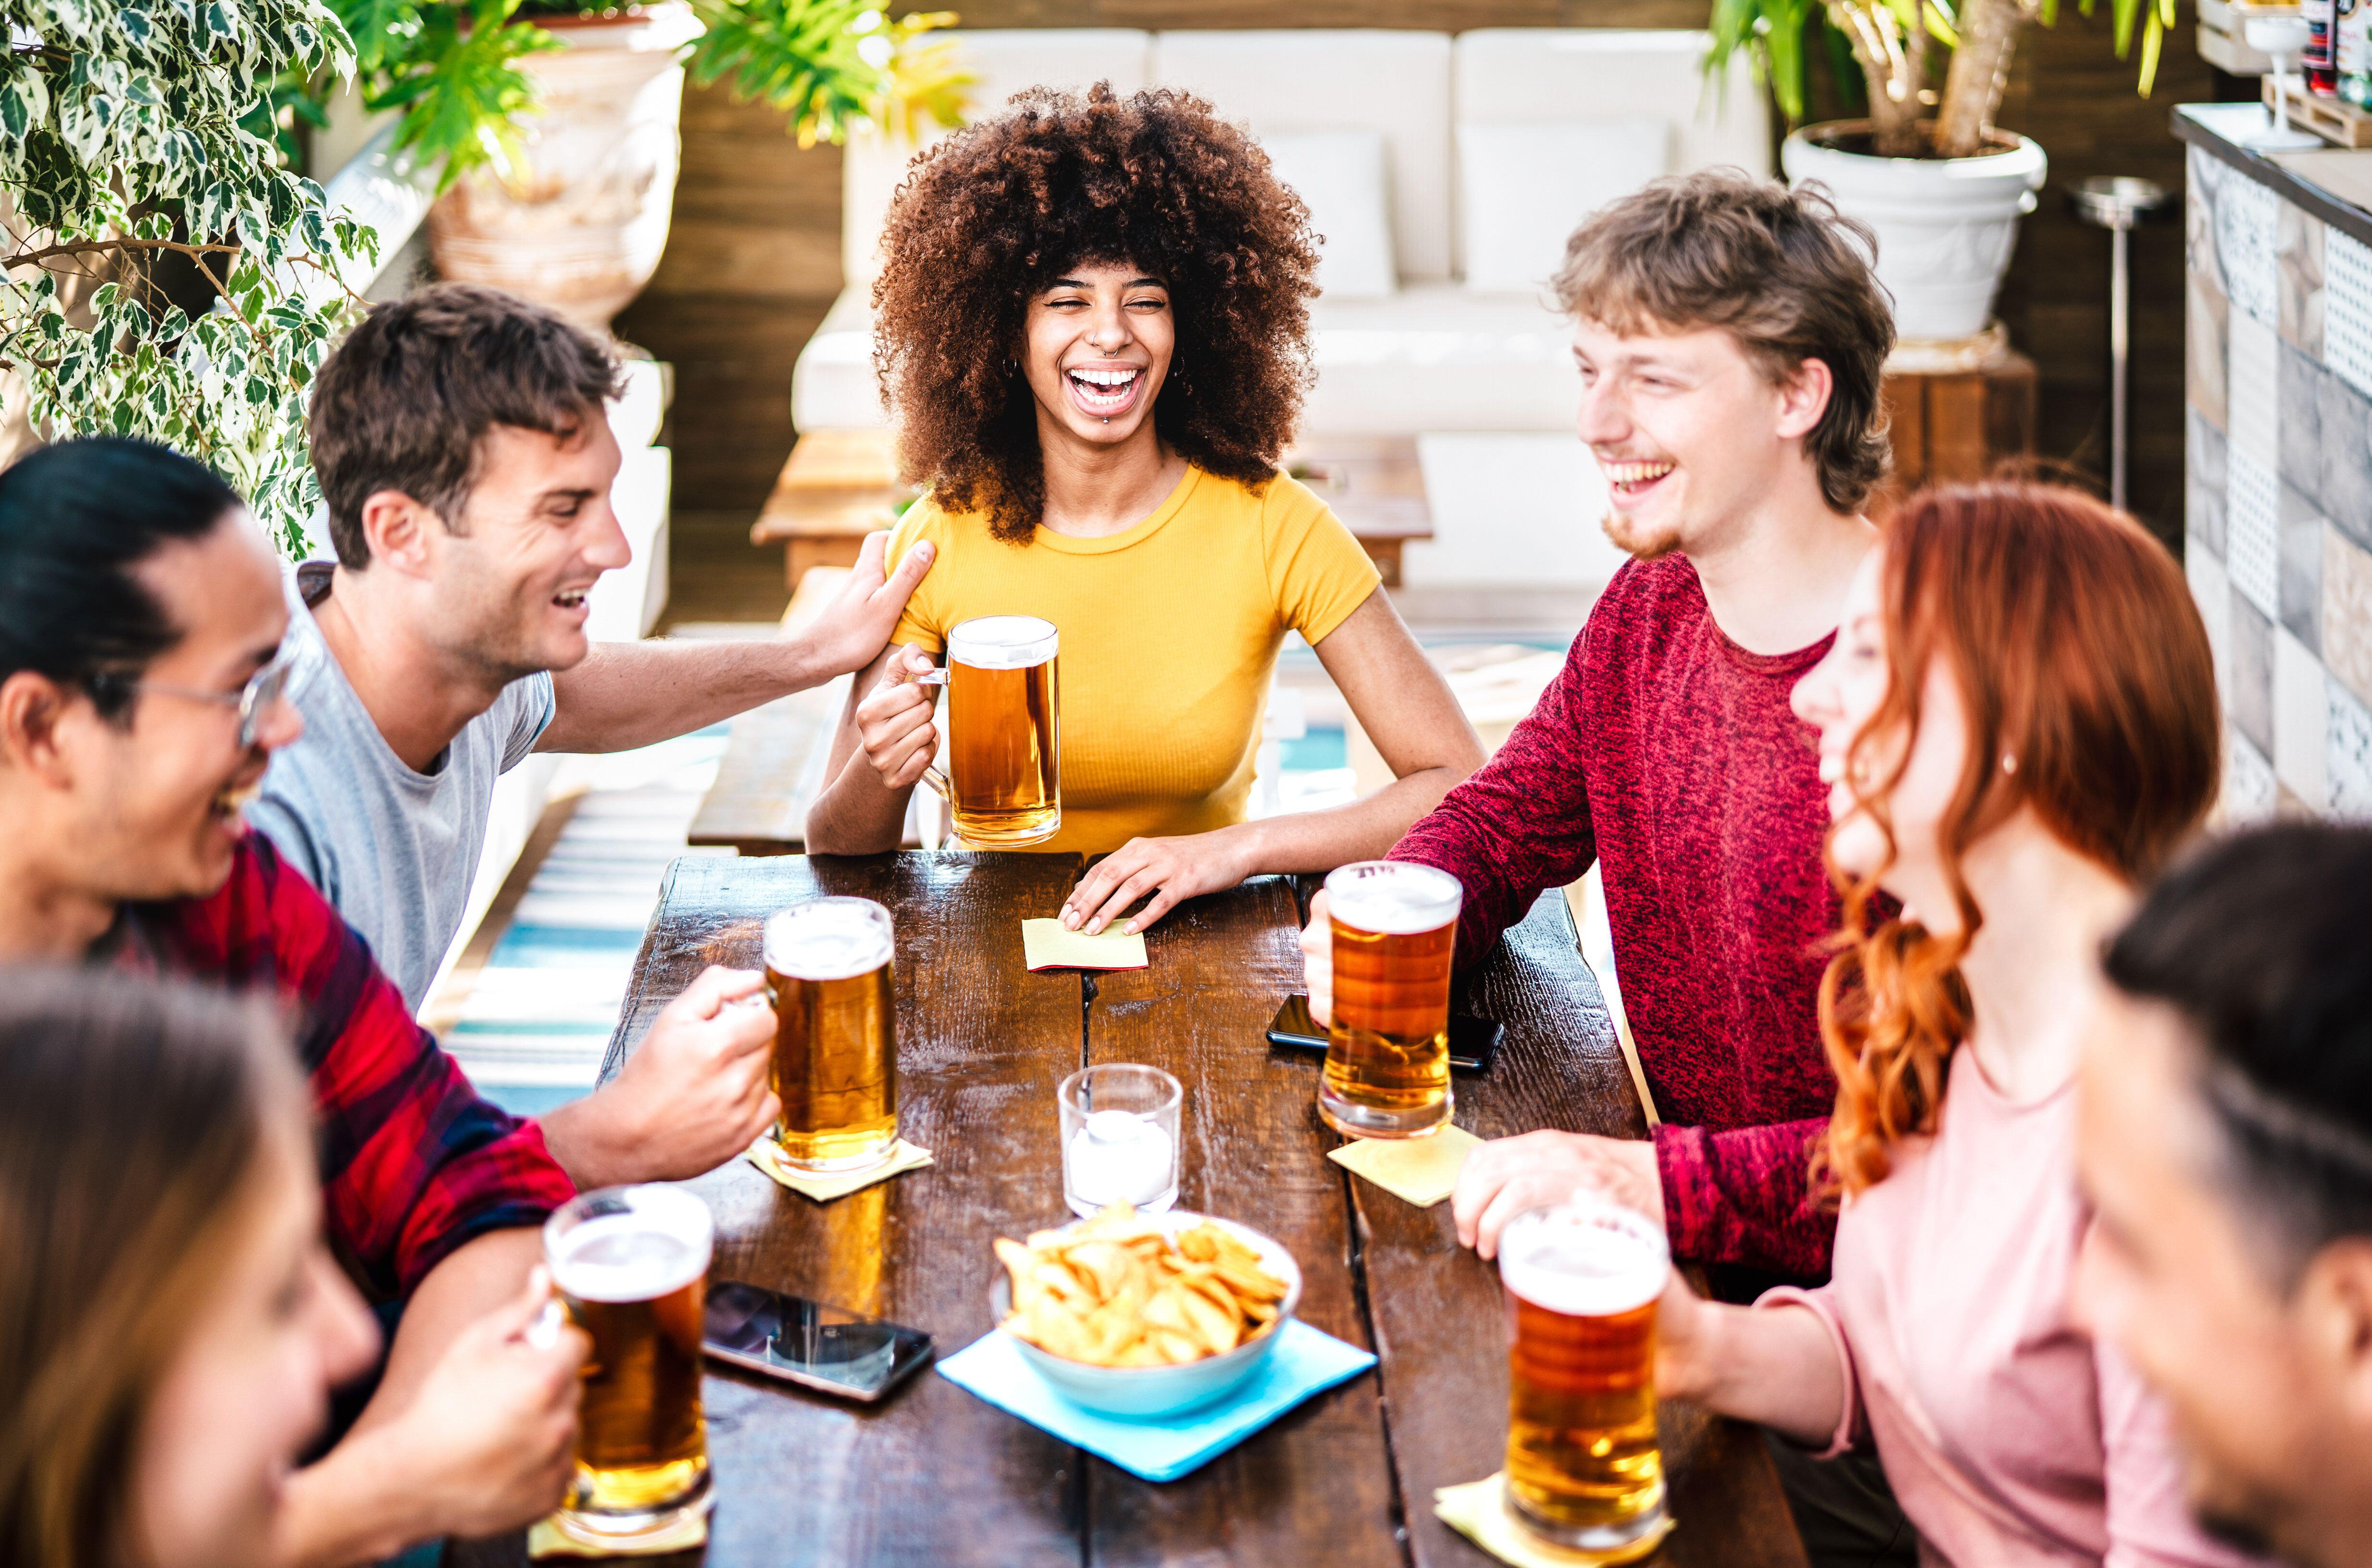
[885,466,1381,854]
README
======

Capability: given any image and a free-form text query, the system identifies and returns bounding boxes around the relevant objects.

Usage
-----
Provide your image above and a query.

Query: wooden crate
[1876,351,2039,507]
[2262,76,2372,147]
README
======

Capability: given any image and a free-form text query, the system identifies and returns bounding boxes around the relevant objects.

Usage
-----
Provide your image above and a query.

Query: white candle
[1066,1109,1176,1208]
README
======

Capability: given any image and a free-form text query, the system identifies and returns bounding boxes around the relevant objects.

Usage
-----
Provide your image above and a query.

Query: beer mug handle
[911,665,952,802]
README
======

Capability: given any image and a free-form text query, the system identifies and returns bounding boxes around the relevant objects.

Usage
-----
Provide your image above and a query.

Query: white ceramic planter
[1781,121,2047,343]
[427,3,703,335]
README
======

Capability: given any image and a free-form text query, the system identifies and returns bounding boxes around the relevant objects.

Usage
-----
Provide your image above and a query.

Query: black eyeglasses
[93,644,305,750]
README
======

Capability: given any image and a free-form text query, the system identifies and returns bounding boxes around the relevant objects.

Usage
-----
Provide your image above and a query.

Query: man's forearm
[541,639,841,754]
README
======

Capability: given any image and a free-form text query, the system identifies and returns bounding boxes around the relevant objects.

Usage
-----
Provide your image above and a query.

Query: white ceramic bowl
[990,1210,1303,1419]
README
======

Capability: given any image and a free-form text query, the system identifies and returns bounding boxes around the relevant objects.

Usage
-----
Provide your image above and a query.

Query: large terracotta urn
[427,3,703,336]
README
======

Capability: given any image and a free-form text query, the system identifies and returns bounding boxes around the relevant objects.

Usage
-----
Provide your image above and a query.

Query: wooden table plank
[583,851,1096,1567]
[1080,876,1404,1568]
[1348,891,1809,1568]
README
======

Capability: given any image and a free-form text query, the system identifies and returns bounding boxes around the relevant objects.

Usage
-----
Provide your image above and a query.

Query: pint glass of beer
[546,1184,714,1544]
[916,615,1061,847]
[1319,860,1461,1138]
[1499,1201,1671,1556]
[763,897,898,1174]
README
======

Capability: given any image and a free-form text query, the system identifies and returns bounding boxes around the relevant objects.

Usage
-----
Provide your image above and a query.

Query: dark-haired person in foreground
[2077,824,2372,1568]
[254,285,925,1072]
[805,85,1486,927]
[0,436,744,1566]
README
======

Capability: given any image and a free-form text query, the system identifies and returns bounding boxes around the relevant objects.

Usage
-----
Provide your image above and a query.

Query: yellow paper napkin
[1328,1124,1484,1207]
[527,1506,708,1558]
[746,1134,935,1201]
[1434,1474,1674,1567]
[1021,918,1149,971]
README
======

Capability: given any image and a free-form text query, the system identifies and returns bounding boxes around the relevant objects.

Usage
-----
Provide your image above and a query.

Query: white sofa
[792,27,1769,590]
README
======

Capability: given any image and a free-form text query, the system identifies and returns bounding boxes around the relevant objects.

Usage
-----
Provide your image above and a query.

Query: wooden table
[751,430,1435,590]
[453,853,1804,1568]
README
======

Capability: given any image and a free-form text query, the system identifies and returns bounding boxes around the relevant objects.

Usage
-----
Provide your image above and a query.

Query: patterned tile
[2274,626,2329,807]
[2224,726,2280,826]
[2190,271,2230,431]
[2315,370,2372,552]
[2280,200,2328,360]
[2332,678,2372,819]
[2228,310,2282,472]
[2325,226,2372,401]
[2220,172,2282,328]
[2190,545,2234,710]
[2190,147,2229,299]
[2230,591,2275,754]
[2189,408,2228,560]
[2226,443,2284,618]
[2327,524,2372,707]
[2280,344,2325,513]
[2281,487,2325,654]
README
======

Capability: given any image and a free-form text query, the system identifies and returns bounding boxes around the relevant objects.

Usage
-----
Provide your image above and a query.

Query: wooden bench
[749,428,1435,590]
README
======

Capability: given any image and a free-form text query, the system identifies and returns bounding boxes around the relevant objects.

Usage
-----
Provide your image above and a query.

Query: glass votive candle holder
[1058,1064,1182,1218]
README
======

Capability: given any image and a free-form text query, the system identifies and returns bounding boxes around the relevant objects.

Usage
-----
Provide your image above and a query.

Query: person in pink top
[1653,482,2263,1567]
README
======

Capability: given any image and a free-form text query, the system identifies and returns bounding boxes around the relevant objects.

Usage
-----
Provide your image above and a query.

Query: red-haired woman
[1649,484,2262,1565]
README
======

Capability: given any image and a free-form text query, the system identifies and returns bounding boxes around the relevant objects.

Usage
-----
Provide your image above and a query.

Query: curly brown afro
[870,84,1322,544]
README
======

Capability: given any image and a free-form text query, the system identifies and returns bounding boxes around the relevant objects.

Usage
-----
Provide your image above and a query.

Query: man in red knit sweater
[1304,170,1890,1285]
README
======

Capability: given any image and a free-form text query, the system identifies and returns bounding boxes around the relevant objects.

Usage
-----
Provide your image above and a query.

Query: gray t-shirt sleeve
[497,671,557,772]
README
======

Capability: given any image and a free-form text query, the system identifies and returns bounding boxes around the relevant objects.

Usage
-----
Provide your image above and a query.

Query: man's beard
[1601,507,1685,563]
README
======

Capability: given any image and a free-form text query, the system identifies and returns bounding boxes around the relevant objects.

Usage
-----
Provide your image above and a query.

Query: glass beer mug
[1499,1200,1671,1558]
[544,1183,715,1546]
[1319,860,1462,1138]
[764,897,899,1175]
[914,615,1061,847]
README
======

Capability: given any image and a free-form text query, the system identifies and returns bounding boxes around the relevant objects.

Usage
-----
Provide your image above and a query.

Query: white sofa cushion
[1152,30,1453,285]
[792,282,1580,436]
[1458,121,1671,294]
[1451,30,1771,280]
[1261,131,1396,300]
[841,29,1153,283]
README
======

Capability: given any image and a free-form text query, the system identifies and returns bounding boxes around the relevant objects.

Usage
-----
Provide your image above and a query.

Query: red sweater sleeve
[1654,1120,1835,1279]
[198,838,576,1299]
[1389,635,1598,973]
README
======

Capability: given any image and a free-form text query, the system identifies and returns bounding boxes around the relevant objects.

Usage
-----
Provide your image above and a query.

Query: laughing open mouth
[1066,365,1142,415]
[1602,458,1676,494]
[211,781,261,821]
[553,589,589,612]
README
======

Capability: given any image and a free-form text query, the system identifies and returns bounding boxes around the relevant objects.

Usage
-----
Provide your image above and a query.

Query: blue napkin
[936,1319,1377,1482]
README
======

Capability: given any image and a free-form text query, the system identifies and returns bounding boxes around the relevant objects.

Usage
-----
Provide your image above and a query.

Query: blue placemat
[936,1319,1377,1482]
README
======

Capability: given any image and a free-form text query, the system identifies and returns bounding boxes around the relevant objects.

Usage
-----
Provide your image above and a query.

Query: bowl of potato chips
[990,1203,1301,1418]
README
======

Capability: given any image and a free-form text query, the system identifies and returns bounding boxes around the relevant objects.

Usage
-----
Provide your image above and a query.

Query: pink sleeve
[2097,1339,2280,1568]
[1753,1284,1865,1459]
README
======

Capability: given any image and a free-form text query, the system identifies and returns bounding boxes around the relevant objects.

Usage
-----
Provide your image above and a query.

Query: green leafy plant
[1709,0,2181,156]
[0,0,379,554]
[331,0,969,191]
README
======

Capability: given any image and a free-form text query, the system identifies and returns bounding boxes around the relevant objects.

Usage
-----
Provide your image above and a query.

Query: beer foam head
[946,614,1057,671]
[764,897,894,981]
[1324,860,1462,935]
[1498,1201,1669,1317]
[548,1184,713,1304]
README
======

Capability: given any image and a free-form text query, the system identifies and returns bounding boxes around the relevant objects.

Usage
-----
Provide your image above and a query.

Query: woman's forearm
[803,753,913,854]
[1232,762,1472,874]
[1665,1299,1848,1449]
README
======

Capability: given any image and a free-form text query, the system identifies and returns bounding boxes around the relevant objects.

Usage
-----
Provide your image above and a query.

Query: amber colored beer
[924,615,1060,847]
[1320,860,1461,1138]
[763,898,898,1174]
[1499,1202,1671,1556]
[546,1186,714,1543]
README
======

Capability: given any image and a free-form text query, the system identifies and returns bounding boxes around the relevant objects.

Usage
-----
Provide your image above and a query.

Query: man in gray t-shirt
[252,561,554,1011]
[256,282,932,1193]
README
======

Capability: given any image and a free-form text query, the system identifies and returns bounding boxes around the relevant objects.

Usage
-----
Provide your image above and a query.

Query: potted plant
[330,0,969,333]
[1709,0,2181,340]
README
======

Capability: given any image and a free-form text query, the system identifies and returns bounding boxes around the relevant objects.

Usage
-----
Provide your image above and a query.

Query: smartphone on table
[703,1281,934,1403]
[1265,994,1505,1073]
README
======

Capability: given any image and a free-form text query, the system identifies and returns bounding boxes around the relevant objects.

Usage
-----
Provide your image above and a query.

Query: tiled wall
[2186,145,2372,820]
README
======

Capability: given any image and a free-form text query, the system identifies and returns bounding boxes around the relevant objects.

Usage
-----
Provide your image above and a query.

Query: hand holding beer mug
[765,897,899,1175]
[545,1184,715,1547]
[1319,861,1461,1139]
[911,615,1061,847]
[1499,1200,1671,1557]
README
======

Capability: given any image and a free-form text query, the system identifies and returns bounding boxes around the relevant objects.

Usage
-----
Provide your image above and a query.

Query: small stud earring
[2000,753,2018,774]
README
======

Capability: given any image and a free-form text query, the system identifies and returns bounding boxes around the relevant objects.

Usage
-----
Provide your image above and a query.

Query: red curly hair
[868,84,1322,543]
[1816,484,2221,1195]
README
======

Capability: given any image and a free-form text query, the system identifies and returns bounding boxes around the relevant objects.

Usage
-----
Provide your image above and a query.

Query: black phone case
[1265,996,1502,1073]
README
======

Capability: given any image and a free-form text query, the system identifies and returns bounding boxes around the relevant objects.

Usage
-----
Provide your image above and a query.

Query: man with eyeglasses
[0,436,751,1564]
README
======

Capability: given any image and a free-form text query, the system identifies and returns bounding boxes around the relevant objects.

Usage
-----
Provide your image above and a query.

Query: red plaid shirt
[108,833,574,1301]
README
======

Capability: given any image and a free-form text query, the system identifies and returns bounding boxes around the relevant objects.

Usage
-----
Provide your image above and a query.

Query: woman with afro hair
[806,85,1486,935]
